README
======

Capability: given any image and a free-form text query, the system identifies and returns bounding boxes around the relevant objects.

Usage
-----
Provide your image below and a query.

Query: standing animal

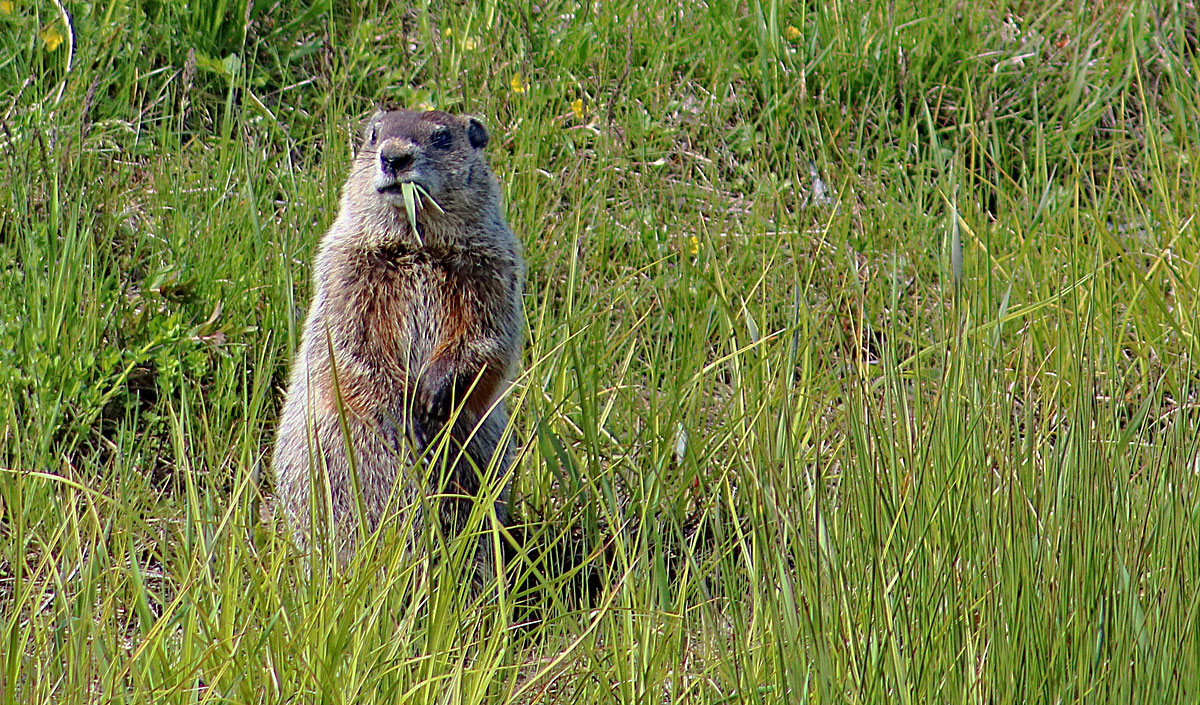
[271,108,524,583]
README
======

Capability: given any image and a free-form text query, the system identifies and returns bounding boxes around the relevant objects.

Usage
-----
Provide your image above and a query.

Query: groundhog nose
[380,151,415,176]
[379,141,417,176]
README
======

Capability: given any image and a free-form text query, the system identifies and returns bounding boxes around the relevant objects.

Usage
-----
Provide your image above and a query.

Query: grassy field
[3,0,1200,702]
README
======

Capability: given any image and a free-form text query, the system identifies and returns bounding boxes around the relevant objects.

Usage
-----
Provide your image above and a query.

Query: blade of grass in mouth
[400,182,444,245]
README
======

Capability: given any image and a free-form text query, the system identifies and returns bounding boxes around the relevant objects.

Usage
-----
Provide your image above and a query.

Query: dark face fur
[354,109,490,211]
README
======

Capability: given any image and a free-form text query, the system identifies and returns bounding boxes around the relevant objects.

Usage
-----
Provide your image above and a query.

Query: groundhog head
[350,109,493,215]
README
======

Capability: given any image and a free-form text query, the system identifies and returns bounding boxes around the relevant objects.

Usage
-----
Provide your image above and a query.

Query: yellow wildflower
[40,23,64,51]
[444,27,453,36]
[570,98,584,121]
[0,1,14,16]
[687,236,699,256]
[462,36,477,50]
[785,25,801,41]
[510,73,529,94]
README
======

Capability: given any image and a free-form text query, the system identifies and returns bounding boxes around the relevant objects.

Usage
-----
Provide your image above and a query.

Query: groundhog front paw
[419,376,454,423]
[417,357,461,425]
[410,380,451,452]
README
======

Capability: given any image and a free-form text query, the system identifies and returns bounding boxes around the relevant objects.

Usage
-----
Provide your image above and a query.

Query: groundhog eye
[368,125,378,145]
[429,129,453,150]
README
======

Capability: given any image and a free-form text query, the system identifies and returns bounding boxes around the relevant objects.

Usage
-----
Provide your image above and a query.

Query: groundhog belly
[307,411,413,531]
[299,261,453,532]
[330,260,447,413]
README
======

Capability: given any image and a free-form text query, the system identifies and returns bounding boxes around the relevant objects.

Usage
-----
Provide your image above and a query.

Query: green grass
[3,0,1200,702]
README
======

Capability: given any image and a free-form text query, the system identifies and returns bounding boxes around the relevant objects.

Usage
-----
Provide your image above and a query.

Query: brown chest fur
[314,249,500,421]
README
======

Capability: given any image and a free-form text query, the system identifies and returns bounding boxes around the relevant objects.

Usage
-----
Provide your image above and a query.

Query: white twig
[50,0,75,104]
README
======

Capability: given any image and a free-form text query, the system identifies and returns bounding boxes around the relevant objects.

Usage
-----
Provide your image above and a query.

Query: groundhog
[272,109,524,582]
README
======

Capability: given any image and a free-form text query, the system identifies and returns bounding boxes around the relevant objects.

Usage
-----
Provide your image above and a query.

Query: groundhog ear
[466,117,489,149]
[361,108,385,145]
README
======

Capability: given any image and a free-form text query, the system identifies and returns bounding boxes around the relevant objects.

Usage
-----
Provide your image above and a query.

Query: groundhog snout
[379,139,418,177]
